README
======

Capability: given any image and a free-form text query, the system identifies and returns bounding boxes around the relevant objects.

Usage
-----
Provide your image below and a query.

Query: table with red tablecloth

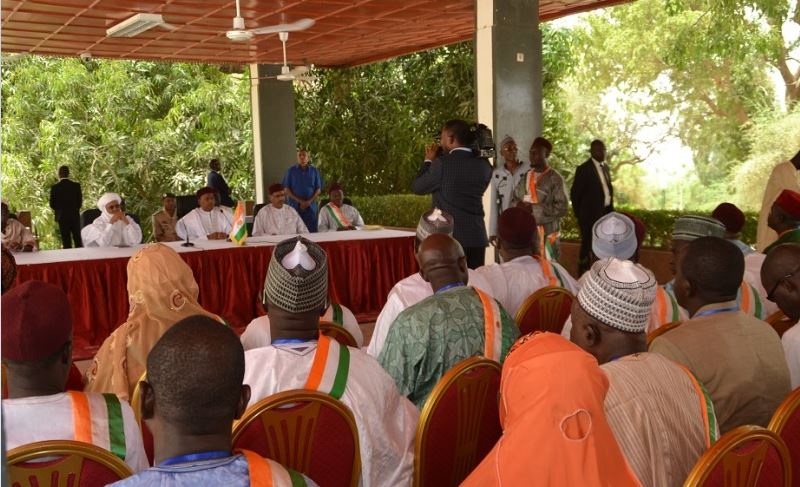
[12,230,417,359]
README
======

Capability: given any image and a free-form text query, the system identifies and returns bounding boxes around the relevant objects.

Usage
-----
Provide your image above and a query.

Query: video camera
[470,123,496,159]
[432,122,496,159]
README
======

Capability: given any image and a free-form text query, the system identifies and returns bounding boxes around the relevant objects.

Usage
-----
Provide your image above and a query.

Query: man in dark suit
[412,120,492,269]
[207,158,235,207]
[570,140,614,273]
[48,165,83,248]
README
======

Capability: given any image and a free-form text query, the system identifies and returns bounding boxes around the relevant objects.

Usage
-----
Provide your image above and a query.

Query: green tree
[1,57,253,248]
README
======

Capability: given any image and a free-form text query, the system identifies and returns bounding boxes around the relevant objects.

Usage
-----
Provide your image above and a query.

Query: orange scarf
[462,333,641,487]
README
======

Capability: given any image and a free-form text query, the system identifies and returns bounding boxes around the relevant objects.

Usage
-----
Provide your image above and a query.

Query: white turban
[97,192,121,221]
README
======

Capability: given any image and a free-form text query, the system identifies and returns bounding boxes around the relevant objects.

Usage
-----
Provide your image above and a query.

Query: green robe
[764,227,800,254]
[377,286,519,408]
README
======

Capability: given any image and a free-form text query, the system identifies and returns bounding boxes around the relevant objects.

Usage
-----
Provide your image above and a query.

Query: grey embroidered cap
[263,236,328,313]
[672,215,725,241]
[416,208,454,242]
[592,212,637,260]
[577,257,657,333]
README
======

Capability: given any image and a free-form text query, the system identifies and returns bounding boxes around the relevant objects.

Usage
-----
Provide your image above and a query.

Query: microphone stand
[180,219,194,247]
[219,207,234,242]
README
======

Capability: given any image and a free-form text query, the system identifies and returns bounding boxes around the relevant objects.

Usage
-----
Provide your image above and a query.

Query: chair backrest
[766,310,795,338]
[8,439,133,487]
[129,371,154,466]
[414,357,502,487]
[768,387,800,483]
[232,389,361,487]
[683,425,792,487]
[175,195,199,219]
[79,209,101,229]
[319,321,358,348]
[514,286,573,335]
[253,203,267,218]
[647,320,682,346]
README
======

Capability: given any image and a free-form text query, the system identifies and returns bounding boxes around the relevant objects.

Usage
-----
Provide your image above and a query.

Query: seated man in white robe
[176,187,233,241]
[243,236,417,487]
[1,202,36,252]
[241,301,363,350]
[252,183,308,236]
[367,208,494,358]
[81,192,142,247]
[2,281,147,472]
[476,207,578,318]
[762,244,800,389]
[317,183,364,232]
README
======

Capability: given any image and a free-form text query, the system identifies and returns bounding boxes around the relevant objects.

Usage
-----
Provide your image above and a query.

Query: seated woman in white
[318,183,364,232]
[253,183,308,236]
[176,186,233,241]
[81,192,142,247]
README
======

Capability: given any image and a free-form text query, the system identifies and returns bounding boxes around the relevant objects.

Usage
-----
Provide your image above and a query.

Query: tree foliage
[1,57,253,248]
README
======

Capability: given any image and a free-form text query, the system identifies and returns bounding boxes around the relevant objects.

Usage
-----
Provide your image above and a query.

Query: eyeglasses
[767,265,800,301]
[106,204,121,211]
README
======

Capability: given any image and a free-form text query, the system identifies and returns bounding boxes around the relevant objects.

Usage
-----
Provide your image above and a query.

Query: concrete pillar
[250,64,298,204]
[475,0,542,260]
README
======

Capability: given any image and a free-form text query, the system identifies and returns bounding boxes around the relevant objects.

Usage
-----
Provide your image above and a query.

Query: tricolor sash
[238,449,308,486]
[304,335,350,399]
[535,256,566,288]
[474,287,503,361]
[654,286,681,327]
[673,366,719,447]
[331,303,344,326]
[325,204,351,229]
[526,169,558,261]
[68,391,127,461]
[738,282,764,320]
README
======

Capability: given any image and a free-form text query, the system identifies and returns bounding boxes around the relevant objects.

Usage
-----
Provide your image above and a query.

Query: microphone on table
[180,220,194,247]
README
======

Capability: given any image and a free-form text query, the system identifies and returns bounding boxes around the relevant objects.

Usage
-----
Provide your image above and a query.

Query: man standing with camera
[412,119,492,269]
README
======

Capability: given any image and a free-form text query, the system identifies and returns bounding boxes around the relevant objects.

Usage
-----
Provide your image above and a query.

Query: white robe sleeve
[351,207,365,230]
[318,207,333,232]
[252,210,267,237]
[176,211,207,241]
[367,289,406,357]
[122,216,142,245]
[293,209,309,233]
[80,218,117,247]
[219,207,233,234]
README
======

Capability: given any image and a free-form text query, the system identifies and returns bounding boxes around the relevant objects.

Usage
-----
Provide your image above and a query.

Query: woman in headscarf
[84,243,223,400]
[462,332,641,487]
[81,192,142,247]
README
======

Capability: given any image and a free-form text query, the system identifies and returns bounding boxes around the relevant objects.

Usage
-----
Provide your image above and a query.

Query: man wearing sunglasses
[762,244,800,389]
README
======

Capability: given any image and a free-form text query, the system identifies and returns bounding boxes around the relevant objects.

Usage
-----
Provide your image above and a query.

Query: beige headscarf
[84,243,222,400]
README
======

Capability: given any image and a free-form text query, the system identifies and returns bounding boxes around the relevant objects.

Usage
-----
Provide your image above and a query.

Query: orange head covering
[84,243,223,400]
[462,332,641,487]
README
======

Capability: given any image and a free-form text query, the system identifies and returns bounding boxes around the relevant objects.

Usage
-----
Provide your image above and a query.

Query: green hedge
[351,194,757,250]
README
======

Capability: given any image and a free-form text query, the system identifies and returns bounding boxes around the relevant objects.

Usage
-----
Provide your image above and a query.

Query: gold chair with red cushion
[319,321,358,348]
[232,389,361,487]
[768,387,800,484]
[414,357,502,487]
[514,286,573,335]
[8,439,133,487]
[646,320,682,347]
[129,371,153,466]
[766,310,795,338]
[683,425,792,487]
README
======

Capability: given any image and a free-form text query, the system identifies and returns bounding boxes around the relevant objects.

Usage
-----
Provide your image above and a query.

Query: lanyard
[436,282,465,294]
[694,306,738,318]
[159,450,230,466]
[272,338,312,345]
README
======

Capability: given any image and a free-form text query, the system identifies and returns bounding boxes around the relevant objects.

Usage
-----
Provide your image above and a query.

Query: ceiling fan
[226,0,314,42]
[273,32,315,82]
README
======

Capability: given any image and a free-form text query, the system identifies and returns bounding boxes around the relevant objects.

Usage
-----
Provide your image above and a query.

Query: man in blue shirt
[282,149,323,232]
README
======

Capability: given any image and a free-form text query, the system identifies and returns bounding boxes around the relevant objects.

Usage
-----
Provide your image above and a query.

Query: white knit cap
[577,257,657,333]
[592,212,637,260]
